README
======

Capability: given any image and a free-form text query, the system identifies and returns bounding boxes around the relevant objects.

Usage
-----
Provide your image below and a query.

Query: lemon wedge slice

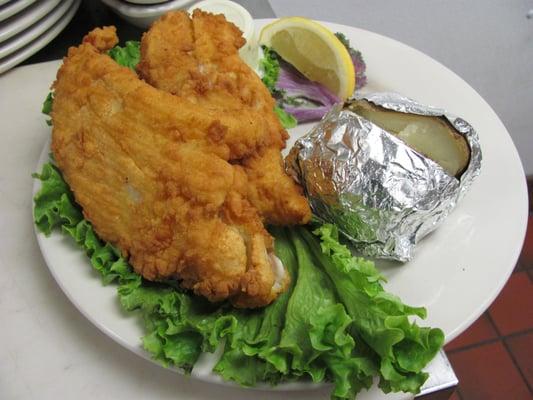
[259,16,355,100]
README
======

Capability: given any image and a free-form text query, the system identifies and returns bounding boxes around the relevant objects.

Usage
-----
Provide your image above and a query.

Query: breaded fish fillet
[137,10,311,225]
[51,27,288,308]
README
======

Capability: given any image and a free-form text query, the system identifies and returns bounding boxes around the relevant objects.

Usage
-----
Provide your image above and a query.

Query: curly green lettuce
[274,106,297,129]
[41,92,54,126]
[107,41,141,71]
[259,45,281,94]
[302,226,444,393]
[33,161,443,399]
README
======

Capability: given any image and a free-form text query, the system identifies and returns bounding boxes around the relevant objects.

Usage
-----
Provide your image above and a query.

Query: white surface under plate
[0,0,62,43]
[31,19,527,399]
[0,0,73,58]
[0,0,79,75]
[0,0,37,21]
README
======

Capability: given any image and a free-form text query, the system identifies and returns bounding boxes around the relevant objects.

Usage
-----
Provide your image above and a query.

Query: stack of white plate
[0,0,81,74]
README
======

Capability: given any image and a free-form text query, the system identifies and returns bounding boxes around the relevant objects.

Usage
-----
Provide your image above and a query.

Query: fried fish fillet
[137,10,311,225]
[51,27,289,308]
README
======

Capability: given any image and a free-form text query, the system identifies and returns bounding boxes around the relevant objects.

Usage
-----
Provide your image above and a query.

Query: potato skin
[348,100,470,177]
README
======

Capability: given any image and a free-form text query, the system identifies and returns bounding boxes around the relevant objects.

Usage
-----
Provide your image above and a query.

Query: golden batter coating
[137,10,311,225]
[51,27,288,307]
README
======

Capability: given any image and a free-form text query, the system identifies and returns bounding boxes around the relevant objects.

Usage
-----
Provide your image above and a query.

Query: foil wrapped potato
[287,93,482,261]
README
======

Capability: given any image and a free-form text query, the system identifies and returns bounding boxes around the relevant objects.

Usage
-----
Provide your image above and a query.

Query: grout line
[485,307,502,337]
[486,311,533,393]
[502,337,533,394]
[527,268,533,283]
[446,326,533,355]
[505,327,533,339]
[447,337,500,354]
[486,311,502,337]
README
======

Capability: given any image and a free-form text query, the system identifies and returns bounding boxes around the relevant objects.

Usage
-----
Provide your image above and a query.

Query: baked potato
[347,100,470,177]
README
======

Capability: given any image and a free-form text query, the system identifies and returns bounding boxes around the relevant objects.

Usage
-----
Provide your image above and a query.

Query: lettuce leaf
[32,163,82,234]
[259,45,281,94]
[274,106,297,129]
[107,41,141,70]
[302,225,444,393]
[42,92,54,115]
[41,92,54,126]
[33,161,443,399]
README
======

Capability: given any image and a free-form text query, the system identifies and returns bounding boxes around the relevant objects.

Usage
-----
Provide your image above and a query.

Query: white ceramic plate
[0,0,62,43]
[32,18,527,394]
[125,0,171,4]
[0,0,37,22]
[0,0,72,58]
[101,0,196,28]
[0,0,79,74]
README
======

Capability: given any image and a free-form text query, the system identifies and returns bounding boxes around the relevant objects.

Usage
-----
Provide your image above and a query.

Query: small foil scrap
[287,92,482,261]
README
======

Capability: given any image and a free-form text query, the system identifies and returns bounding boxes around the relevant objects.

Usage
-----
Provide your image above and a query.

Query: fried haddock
[137,10,311,225]
[51,27,296,308]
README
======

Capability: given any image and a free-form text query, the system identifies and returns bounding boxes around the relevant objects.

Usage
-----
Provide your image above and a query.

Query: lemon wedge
[259,16,355,100]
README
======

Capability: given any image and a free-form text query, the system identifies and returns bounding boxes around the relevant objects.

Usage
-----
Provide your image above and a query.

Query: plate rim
[0,0,38,22]
[0,0,62,43]
[101,0,197,17]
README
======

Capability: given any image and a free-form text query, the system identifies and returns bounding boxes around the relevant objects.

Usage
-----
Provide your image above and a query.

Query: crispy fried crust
[51,28,288,307]
[82,26,118,52]
[137,10,311,225]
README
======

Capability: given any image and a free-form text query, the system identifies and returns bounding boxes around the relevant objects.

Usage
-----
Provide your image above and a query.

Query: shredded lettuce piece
[42,92,53,115]
[259,47,296,129]
[107,41,141,70]
[41,92,54,126]
[33,162,443,399]
[259,46,281,94]
[274,106,297,129]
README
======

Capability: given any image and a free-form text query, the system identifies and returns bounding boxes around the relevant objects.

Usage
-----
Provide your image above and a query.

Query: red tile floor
[443,178,533,399]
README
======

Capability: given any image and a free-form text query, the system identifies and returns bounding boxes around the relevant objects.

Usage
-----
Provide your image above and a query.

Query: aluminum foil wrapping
[287,92,482,261]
